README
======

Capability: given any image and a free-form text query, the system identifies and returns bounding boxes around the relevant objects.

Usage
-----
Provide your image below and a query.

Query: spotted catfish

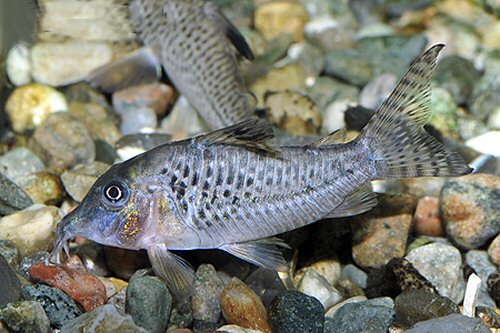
[88,0,255,130]
[52,45,471,296]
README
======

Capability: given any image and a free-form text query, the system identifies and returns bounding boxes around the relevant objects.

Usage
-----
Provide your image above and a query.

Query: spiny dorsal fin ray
[203,1,254,61]
[309,128,347,147]
[220,237,290,272]
[324,183,377,218]
[87,47,161,93]
[194,118,281,156]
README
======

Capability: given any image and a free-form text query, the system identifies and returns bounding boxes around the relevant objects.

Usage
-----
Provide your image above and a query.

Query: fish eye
[102,181,130,207]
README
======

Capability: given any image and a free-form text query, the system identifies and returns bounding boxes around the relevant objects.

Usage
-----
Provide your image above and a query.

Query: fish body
[90,0,255,130]
[54,45,471,296]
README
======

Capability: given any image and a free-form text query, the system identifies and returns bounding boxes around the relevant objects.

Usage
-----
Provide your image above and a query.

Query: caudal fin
[358,44,472,179]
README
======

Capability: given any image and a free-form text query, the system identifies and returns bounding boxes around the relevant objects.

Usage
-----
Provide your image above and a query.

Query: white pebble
[6,42,32,86]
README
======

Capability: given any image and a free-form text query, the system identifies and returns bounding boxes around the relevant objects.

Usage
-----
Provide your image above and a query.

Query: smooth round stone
[0,205,59,257]
[307,76,359,111]
[112,83,176,117]
[0,301,51,333]
[465,250,497,308]
[60,162,110,202]
[465,131,500,157]
[0,240,20,267]
[0,147,45,183]
[268,291,324,333]
[359,73,397,110]
[341,264,368,289]
[191,264,224,323]
[5,83,68,133]
[254,1,309,42]
[6,42,32,86]
[286,41,325,79]
[17,172,64,205]
[434,55,480,105]
[394,288,460,329]
[126,273,172,333]
[470,68,500,121]
[297,270,343,310]
[406,242,465,304]
[324,299,394,333]
[0,172,34,215]
[119,107,158,135]
[406,314,490,333]
[22,284,82,328]
[60,304,148,333]
[488,233,500,265]
[440,174,500,249]
[413,196,444,237]
[244,268,286,308]
[0,255,22,308]
[304,17,355,52]
[31,112,95,169]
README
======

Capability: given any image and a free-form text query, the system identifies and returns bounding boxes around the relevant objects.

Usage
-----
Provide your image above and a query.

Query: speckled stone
[268,291,324,333]
[465,250,497,308]
[0,240,20,267]
[405,314,490,333]
[191,264,224,323]
[126,273,172,333]
[0,301,51,333]
[0,254,22,307]
[22,284,82,328]
[440,174,500,249]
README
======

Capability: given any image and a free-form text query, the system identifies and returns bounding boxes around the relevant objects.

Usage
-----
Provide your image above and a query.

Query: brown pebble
[112,82,176,116]
[488,233,500,265]
[413,196,444,237]
[220,278,272,333]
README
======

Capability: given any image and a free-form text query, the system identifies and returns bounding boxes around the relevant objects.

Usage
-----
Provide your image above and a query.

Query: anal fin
[220,237,289,272]
[87,47,161,93]
[325,183,378,218]
[147,244,195,298]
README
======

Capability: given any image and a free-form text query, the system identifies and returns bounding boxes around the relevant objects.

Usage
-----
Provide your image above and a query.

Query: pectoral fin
[325,183,378,218]
[220,238,289,272]
[87,47,161,93]
[147,244,195,297]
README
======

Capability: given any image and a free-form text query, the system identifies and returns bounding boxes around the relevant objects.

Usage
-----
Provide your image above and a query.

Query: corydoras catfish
[88,0,255,130]
[53,45,471,296]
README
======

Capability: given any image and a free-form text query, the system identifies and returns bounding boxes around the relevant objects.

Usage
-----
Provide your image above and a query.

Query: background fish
[88,0,255,130]
[53,45,471,296]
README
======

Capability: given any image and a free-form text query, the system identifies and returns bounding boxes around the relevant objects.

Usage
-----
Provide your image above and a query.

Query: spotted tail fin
[358,44,472,179]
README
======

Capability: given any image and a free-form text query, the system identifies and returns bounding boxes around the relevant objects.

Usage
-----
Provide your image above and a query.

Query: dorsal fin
[203,1,254,61]
[309,128,347,147]
[194,118,281,156]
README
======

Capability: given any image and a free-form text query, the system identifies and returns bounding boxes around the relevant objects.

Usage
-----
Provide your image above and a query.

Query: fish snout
[49,212,79,264]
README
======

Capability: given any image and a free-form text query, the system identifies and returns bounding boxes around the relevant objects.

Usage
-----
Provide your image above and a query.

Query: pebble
[18,251,50,280]
[0,205,59,257]
[388,257,437,294]
[220,278,272,333]
[297,270,343,310]
[5,83,68,133]
[160,96,207,136]
[296,259,342,286]
[191,264,224,323]
[126,273,172,333]
[60,304,148,333]
[17,172,64,205]
[285,41,325,81]
[244,268,286,308]
[104,247,150,281]
[321,100,349,134]
[264,90,322,135]
[0,172,33,215]
[458,117,489,141]
[28,262,107,312]
[119,107,158,135]
[31,41,113,86]
[406,242,465,304]
[434,55,480,105]
[22,283,82,328]
[304,17,355,52]
[488,233,500,265]
[341,264,368,289]
[0,254,22,307]
[405,313,490,333]
[268,290,324,333]
[112,83,176,117]
[487,107,500,130]
[440,174,500,249]
[60,162,110,202]
[465,131,500,157]
[359,73,398,110]
[0,147,45,183]
[6,42,32,86]
[0,301,51,333]
[413,196,444,237]
[324,298,395,333]
[168,298,193,330]
[394,288,460,329]
[69,102,121,146]
[487,271,500,305]
[31,112,95,169]
[470,67,500,121]
[324,296,368,318]
[428,88,460,139]
[352,194,416,268]
[254,1,309,42]
[64,83,110,111]
[0,240,20,267]
[216,325,266,333]
[465,250,497,308]
[324,35,427,86]
[250,64,306,106]
[308,76,359,111]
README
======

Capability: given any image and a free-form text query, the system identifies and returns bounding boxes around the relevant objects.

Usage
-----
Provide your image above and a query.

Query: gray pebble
[465,250,497,308]
[0,254,22,308]
[0,172,33,215]
[191,264,224,323]
[126,273,172,333]
[434,55,480,105]
[18,251,49,280]
[22,284,82,328]
[406,314,490,333]
[0,301,51,333]
[0,147,45,183]
[60,162,110,202]
[0,240,20,268]
[341,264,368,289]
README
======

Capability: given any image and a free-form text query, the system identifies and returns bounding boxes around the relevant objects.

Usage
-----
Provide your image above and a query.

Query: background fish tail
[358,44,472,179]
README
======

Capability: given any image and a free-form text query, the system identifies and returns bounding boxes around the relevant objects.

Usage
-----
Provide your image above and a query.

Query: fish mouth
[49,210,79,264]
